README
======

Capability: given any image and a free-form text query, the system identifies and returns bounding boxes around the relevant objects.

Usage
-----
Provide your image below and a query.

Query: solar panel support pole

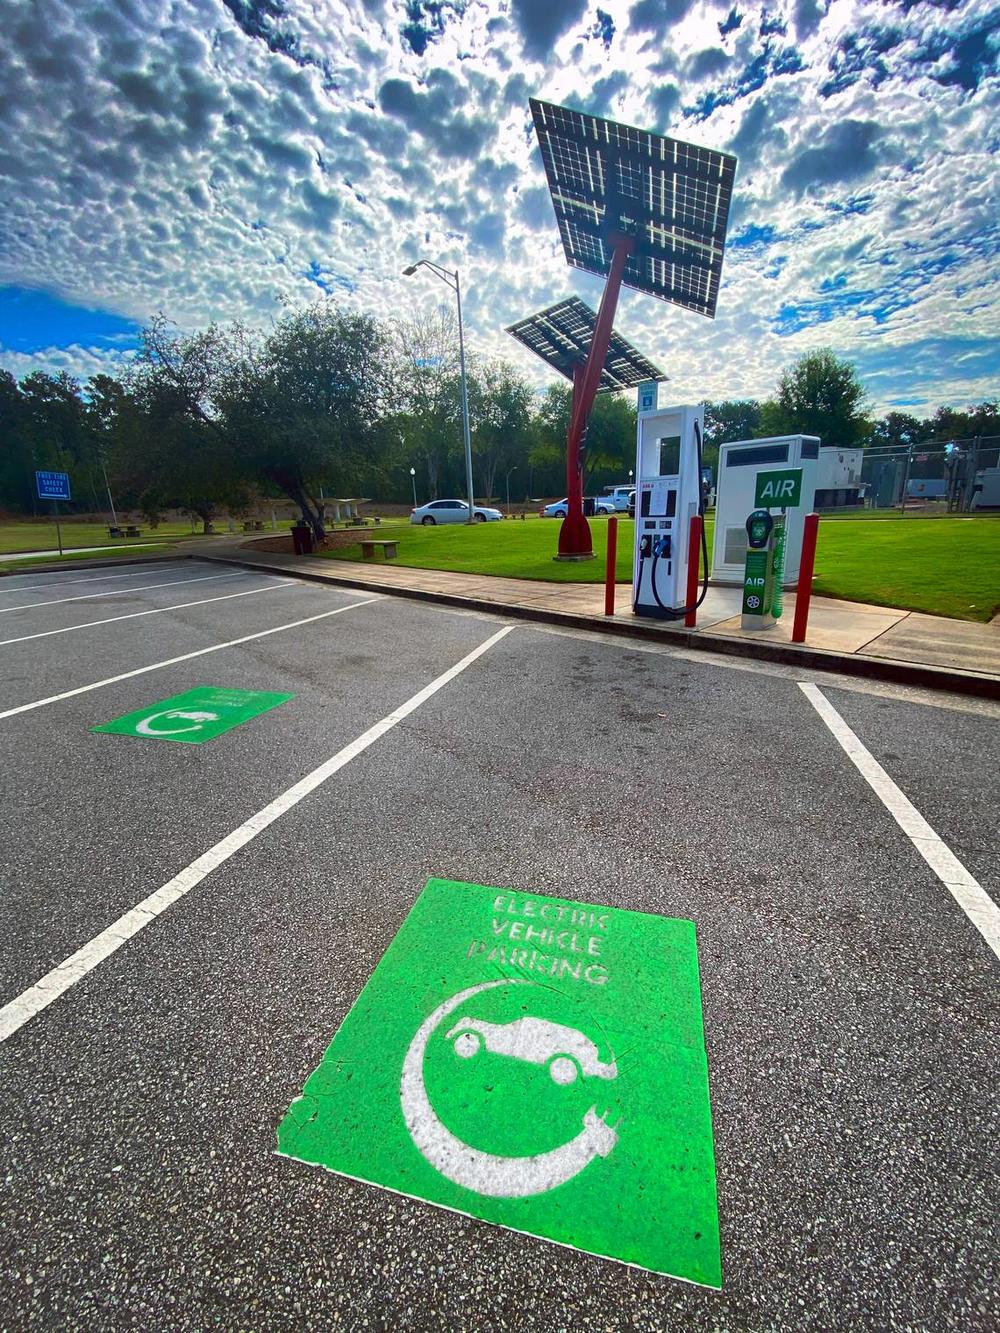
[557,231,635,560]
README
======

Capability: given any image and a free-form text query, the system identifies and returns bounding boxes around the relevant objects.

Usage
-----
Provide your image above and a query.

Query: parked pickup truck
[604,485,635,511]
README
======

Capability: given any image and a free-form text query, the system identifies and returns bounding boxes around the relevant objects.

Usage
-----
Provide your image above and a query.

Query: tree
[703,400,762,447]
[703,399,762,475]
[393,307,462,500]
[221,304,390,538]
[0,370,29,512]
[134,305,391,540]
[759,349,872,447]
[533,381,635,496]
[922,400,999,442]
[870,411,923,449]
[468,359,533,502]
[127,320,248,531]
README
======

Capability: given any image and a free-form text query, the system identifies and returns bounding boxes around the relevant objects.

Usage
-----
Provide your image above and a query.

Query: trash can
[582,496,596,517]
[291,523,314,555]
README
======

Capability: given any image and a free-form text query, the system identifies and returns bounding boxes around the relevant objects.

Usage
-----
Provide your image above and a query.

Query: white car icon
[445,1016,618,1086]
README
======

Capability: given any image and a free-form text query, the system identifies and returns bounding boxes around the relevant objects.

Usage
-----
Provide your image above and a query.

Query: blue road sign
[637,380,658,412]
[36,470,71,501]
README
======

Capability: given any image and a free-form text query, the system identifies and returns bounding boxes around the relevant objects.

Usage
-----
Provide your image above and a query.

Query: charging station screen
[658,436,681,476]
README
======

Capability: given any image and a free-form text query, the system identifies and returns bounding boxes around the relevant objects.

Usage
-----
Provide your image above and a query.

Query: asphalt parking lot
[1,558,997,1330]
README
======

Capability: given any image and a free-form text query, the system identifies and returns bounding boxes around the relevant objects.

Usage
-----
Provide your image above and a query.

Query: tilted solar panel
[505,297,664,393]
[530,98,737,319]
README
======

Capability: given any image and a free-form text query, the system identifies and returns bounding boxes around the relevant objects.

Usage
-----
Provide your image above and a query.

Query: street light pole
[403,259,475,524]
[506,465,518,513]
[409,466,417,508]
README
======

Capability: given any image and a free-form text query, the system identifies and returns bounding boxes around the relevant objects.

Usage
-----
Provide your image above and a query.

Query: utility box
[711,435,819,586]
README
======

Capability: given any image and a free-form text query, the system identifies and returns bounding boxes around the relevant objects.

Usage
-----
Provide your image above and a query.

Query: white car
[411,500,503,525]
[541,497,615,518]
[445,1016,618,1086]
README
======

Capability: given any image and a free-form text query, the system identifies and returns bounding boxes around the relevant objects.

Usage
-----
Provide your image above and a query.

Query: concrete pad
[862,613,1000,672]
[707,594,908,654]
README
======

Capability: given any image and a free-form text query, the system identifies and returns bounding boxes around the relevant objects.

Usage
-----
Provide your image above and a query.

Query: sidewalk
[201,540,1000,699]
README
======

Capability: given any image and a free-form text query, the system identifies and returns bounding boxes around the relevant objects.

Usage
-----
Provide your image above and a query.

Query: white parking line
[0,623,515,1044]
[0,570,245,615]
[0,568,171,594]
[0,597,380,721]
[800,682,1000,963]
[0,580,291,647]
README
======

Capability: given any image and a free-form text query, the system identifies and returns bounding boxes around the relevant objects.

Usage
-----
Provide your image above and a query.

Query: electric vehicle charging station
[632,403,707,620]
[710,436,819,586]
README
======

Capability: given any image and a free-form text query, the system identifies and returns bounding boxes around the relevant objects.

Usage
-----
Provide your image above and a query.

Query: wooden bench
[359,539,399,560]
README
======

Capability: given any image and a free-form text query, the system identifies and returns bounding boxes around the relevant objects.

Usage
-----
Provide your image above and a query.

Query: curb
[196,552,1000,702]
[0,551,184,576]
[0,541,231,577]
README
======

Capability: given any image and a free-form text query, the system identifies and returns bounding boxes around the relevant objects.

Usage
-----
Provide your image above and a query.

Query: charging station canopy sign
[277,878,721,1287]
[755,468,802,507]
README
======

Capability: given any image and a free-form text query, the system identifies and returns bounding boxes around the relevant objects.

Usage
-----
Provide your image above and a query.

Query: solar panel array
[505,297,664,393]
[530,98,737,319]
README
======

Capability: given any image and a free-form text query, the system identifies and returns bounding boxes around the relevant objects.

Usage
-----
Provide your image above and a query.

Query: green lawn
[0,520,205,554]
[319,513,1000,622]
[810,517,1000,621]
[0,542,180,572]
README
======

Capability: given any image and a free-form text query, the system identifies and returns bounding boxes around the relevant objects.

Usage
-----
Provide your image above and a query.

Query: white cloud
[0,0,996,414]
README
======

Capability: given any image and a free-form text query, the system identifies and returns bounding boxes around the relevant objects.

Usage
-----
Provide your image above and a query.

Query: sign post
[35,471,71,556]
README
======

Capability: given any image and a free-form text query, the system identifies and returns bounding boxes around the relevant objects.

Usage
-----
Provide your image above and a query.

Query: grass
[318,513,1000,622]
[0,542,180,572]
[809,517,1000,621]
[0,520,207,554]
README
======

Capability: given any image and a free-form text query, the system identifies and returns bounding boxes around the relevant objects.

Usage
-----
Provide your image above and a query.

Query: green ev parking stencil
[92,686,293,744]
[277,878,721,1287]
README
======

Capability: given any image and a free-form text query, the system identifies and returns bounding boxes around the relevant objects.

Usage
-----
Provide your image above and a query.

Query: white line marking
[0,623,515,1044]
[0,597,380,721]
[0,568,171,593]
[0,571,245,615]
[800,682,1000,963]
[0,580,291,647]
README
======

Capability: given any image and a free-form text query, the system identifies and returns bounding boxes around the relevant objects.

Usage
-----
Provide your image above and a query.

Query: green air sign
[92,686,292,744]
[742,547,770,616]
[755,468,802,507]
[277,878,721,1287]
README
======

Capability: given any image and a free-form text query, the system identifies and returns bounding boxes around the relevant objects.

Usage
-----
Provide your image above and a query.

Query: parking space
[0,559,997,1329]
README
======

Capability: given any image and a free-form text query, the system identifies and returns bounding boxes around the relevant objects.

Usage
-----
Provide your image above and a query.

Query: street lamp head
[402,264,419,276]
[409,467,416,476]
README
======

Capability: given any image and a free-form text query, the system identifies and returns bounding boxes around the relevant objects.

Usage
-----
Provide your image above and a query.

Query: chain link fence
[860,436,1000,512]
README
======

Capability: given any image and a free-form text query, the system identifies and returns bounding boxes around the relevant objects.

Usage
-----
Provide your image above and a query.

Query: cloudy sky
[1,0,997,414]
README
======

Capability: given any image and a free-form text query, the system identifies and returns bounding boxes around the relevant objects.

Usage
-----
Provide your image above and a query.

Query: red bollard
[604,516,618,616]
[684,514,703,628]
[792,512,820,643]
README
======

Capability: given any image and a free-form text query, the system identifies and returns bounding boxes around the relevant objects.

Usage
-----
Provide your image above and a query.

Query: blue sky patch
[0,287,141,354]
[303,262,356,294]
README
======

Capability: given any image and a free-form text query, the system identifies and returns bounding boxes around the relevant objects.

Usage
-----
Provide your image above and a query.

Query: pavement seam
[194,553,1000,702]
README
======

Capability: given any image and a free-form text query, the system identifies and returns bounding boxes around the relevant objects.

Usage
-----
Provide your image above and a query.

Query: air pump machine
[632,402,708,619]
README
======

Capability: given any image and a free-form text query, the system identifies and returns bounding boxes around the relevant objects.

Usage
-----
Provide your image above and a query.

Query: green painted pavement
[92,686,293,744]
[277,878,721,1286]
